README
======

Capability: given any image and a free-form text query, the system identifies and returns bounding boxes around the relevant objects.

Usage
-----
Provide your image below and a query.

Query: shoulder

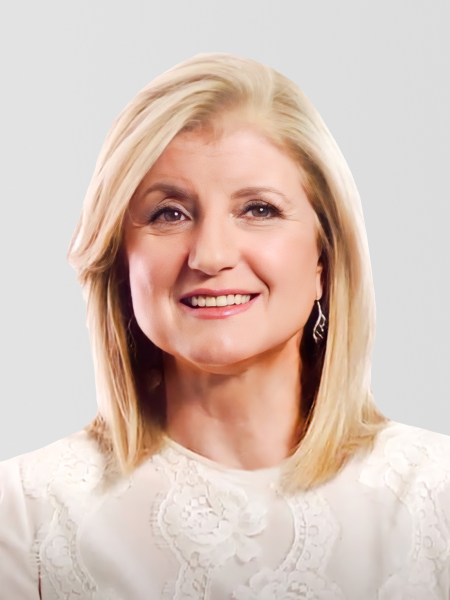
[0,428,110,502]
[359,420,450,494]
[372,420,450,468]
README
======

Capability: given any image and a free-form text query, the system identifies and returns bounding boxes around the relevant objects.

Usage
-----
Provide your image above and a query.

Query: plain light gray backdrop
[1,2,449,461]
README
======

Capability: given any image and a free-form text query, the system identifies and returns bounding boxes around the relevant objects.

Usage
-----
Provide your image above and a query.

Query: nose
[187,211,240,276]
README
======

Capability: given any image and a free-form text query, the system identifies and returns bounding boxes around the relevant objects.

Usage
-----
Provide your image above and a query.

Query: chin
[177,343,259,372]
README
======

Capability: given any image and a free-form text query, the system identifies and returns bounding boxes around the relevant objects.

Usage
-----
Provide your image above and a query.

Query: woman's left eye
[244,202,281,219]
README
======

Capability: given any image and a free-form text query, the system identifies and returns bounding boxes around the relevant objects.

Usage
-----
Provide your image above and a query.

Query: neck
[163,337,303,470]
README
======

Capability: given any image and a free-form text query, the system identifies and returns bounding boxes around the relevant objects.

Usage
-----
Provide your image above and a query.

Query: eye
[149,206,187,223]
[147,200,281,224]
[244,201,281,219]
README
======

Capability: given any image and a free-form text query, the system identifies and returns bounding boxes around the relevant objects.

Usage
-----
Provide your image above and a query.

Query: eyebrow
[142,183,293,204]
[231,186,291,203]
[142,183,196,201]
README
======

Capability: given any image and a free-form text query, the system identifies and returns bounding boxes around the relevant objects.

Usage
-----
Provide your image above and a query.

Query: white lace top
[1,420,450,600]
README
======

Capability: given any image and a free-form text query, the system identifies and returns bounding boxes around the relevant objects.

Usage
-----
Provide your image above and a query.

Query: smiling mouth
[181,293,258,308]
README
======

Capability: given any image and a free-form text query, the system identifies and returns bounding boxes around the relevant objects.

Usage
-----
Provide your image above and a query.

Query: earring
[313,299,327,343]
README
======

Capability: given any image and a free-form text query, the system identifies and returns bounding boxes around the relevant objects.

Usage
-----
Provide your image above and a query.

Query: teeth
[187,293,253,307]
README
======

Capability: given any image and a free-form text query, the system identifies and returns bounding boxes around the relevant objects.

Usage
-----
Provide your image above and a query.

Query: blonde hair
[68,53,387,490]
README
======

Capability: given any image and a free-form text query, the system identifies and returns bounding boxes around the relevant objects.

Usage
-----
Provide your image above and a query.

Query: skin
[124,117,323,470]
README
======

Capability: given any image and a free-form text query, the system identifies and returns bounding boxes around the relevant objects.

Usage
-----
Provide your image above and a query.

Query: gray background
[1,2,449,461]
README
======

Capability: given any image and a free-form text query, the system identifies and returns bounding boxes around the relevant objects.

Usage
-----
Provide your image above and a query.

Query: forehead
[138,121,305,192]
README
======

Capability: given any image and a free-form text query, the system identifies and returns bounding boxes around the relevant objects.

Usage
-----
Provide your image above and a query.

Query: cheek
[127,240,182,310]
[253,232,319,300]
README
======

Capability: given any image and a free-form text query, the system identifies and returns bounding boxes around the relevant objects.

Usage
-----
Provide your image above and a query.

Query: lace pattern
[359,424,450,599]
[233,492,345,600]
[153,445,345,600]
[153,446,268,600]
[9,423,450,600]
[20,433,126,600]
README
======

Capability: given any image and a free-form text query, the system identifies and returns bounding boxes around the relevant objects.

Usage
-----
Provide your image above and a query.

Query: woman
[1,53,449,599]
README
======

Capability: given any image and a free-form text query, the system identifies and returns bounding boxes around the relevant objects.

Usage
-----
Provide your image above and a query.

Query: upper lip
[180,288,259,300]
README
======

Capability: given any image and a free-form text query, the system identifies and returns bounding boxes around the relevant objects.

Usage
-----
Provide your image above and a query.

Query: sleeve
[439,480,450,597]
[0,458,41,599]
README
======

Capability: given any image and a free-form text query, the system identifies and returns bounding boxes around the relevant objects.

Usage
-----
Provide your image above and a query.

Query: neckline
[161,434,289,484]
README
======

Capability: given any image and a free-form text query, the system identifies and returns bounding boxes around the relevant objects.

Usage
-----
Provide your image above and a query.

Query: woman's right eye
[150,207,187,223]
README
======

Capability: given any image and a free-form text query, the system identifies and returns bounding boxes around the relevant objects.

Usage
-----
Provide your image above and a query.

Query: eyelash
[148,200,282,224]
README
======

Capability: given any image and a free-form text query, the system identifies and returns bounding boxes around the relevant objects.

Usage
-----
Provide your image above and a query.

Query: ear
[315,261,323,301]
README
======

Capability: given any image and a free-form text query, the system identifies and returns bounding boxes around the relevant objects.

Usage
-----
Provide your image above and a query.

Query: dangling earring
[313,299,327,343]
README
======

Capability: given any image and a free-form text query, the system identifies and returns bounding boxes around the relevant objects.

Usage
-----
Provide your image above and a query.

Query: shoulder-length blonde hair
[68,53,387,490]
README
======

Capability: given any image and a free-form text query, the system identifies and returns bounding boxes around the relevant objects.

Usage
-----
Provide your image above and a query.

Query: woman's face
[124,119,323,373]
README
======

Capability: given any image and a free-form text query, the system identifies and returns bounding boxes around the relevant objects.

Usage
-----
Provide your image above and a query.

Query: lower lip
[179,295,260,319]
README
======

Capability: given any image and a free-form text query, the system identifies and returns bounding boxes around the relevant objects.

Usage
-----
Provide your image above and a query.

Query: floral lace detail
[359,423,450,599]
[152,446,268,600]
[20,432,127,600]
[233,492,345,600]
